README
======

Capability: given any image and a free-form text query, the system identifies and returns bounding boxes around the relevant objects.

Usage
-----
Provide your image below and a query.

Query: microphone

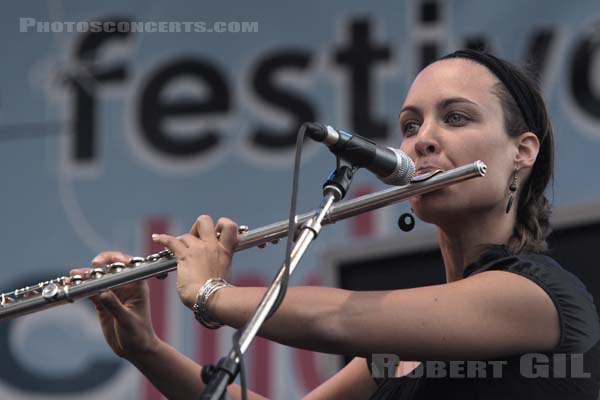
[304,122,415,186]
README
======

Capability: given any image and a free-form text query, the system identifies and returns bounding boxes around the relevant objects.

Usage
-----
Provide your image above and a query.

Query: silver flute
[0,161,487,321]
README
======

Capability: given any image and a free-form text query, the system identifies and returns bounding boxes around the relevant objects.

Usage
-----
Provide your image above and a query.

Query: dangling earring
[398,208,416,232]
[505,169,519,214]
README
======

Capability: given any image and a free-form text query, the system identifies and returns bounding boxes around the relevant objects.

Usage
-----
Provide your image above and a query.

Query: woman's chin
[413,191,462,223]
[413,188,448,207]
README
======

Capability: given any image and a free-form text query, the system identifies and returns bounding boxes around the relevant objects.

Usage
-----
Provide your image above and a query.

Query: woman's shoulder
[465,246,600,354]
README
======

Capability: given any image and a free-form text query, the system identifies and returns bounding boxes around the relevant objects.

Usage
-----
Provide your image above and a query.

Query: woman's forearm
[128,339,204,399]
[209,286,353,354]
[128,339,267,400]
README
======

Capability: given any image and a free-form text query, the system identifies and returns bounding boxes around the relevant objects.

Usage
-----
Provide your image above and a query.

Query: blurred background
[0,0,599,398]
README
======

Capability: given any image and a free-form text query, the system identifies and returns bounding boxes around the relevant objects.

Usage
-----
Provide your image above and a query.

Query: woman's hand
[152,215,239,309]
[69,251,159,360]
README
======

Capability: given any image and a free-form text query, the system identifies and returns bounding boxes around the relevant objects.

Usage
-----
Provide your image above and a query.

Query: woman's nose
[414,123,439,156]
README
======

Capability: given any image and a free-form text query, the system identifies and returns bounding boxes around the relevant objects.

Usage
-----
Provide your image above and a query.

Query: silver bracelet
[192,278,233,329]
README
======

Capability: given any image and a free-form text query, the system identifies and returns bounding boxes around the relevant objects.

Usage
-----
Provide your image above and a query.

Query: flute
[0,161,486,321]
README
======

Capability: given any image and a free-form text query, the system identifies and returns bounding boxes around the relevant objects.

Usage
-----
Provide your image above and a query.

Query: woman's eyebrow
[438,97,478,108]
[399,97,479,118]
[398,105,420,118]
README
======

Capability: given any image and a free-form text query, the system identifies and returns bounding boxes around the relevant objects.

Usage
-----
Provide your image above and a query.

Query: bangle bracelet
[192,278,233,329]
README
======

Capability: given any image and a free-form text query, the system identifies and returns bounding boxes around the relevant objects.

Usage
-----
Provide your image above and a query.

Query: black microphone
[305,122,415,186]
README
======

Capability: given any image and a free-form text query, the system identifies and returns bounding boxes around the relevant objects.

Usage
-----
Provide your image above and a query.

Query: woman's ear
[514,132,540,169]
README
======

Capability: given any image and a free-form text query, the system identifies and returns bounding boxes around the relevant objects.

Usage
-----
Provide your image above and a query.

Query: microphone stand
[199,158,357,400]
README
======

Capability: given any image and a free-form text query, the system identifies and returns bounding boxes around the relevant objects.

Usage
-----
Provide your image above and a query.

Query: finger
[189,218,200,237]
[191,215,216,242]
[69,268,90,277]
[178,233,200,248]
[94,291,132,325]
[152,233,188,255]
[216,217,239,254]
[90,297,119,347]
[90,295,105,311]
[92,251,127,266]
[89,297,120,349]
[67,268,90,284]
[92,251,132,267]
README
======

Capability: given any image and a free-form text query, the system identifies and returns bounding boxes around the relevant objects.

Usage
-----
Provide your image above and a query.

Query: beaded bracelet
[192,278,233,329]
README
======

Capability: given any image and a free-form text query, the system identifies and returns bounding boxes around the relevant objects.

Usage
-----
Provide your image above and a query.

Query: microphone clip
[322,156,358,201]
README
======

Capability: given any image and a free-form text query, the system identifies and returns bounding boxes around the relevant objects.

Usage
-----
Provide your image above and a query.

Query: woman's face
[399,58,517,224]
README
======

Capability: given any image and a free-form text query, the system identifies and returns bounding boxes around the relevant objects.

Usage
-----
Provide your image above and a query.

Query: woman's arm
[208,270,560,360]
[134,343,383,400]
[154,215,561,362]
[74,251,267,400]
[129,339,268,400]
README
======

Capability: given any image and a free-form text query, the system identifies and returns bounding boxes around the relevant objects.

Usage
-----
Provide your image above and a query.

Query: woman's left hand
[152,215,239,309]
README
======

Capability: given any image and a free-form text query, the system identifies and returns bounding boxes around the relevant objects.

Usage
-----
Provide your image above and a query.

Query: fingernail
[152,234,159,241]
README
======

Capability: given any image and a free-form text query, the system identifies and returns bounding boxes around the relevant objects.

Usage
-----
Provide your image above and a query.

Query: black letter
[525,28,556,80]
[250,50,315,149]
[334,18,392,140]
[68,16,131,163]
[570,26,600,120]
[138,58,229,157]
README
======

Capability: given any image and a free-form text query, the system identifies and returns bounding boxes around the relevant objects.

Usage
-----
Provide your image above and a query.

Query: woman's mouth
[416,167,445,175]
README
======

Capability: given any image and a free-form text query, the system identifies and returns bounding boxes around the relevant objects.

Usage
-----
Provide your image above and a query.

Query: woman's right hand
[70,251,160,360]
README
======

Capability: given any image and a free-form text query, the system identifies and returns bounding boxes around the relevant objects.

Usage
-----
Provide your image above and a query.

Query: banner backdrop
[1,0,599,398]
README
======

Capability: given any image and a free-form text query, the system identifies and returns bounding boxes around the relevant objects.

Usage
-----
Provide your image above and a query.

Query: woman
[74,50,600,399]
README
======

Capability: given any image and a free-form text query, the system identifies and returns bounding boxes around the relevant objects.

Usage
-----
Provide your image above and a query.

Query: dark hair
[441,50,555,254]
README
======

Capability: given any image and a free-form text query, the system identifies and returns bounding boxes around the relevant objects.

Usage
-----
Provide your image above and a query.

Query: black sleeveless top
[368,247,600,399]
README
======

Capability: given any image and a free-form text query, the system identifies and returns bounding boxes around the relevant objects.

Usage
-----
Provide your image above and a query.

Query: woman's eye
[446,113,468,125]
[402,121,420,136]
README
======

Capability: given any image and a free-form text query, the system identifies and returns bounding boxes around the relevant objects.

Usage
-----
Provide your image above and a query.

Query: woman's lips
[416,167,445,175]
